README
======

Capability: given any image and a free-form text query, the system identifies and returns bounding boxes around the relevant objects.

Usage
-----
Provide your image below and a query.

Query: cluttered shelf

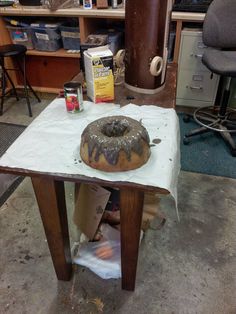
[0,7,206,66]
[0,4,205,91]
[0,5,125,18]
[0,5,205,21]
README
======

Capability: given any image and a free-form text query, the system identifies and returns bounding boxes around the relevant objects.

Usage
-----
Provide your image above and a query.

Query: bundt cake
[80,115,151,172]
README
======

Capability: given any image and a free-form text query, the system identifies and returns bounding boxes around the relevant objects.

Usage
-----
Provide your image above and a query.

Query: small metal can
[64,81,84,113]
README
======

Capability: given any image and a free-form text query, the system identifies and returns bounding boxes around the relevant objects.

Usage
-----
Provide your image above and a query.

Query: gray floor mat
[0,122,26,206]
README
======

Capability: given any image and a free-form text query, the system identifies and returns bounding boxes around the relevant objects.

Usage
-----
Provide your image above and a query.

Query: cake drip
[81,116,150,166]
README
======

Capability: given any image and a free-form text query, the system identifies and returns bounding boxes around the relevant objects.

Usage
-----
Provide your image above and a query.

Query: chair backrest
[203,0,236,48]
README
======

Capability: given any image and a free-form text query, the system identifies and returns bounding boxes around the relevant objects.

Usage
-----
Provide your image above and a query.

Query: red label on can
[64,82,84,113]
[65,93,80,112]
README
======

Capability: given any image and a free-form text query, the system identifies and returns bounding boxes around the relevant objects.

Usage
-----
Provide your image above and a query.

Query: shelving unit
[26,49,80,58]
[0,6,125,18]
[0,5,206,94]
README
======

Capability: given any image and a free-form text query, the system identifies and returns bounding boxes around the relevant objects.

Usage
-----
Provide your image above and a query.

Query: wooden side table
[29,173,169,291]
[0,66,178,291]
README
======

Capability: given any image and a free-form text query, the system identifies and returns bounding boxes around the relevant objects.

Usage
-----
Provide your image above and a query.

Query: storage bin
[31,23,62,52]
[60,26,80,50]
[6,26,34,50]
[95,29,123,54]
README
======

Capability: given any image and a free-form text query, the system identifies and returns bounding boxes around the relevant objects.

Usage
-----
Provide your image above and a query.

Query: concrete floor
[0,96,236,314]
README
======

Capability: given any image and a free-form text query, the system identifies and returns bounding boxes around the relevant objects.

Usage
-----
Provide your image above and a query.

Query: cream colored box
[84,45,114,103]
[73,183,111,240]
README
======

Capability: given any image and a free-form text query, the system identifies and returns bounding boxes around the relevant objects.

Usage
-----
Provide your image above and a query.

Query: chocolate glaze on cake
[80,115,150,166]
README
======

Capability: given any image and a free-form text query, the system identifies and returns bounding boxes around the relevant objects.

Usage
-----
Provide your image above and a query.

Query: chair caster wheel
[183,137,190,145]
[183,114,191,123]
[230,148,236,157]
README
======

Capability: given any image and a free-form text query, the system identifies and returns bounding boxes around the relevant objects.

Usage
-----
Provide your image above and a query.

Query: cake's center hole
[102,120,130,137]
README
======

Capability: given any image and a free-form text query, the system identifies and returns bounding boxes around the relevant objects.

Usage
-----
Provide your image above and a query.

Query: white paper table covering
[0,99,180,210]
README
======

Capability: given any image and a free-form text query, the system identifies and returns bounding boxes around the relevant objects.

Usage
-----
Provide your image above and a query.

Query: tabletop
[72,63,178,108]
[0,100,180,196]
[115,64,177,108]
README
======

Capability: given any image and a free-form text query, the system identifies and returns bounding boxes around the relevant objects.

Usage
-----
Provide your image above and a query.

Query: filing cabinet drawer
[177,70,219,102]
[178,30,207,72]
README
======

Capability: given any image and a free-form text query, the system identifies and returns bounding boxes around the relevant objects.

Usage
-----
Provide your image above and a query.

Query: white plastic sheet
[72,224,121,279]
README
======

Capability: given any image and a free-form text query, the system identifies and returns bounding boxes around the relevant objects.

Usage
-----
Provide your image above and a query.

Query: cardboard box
[84,45,114,103]
[73,183,111,240]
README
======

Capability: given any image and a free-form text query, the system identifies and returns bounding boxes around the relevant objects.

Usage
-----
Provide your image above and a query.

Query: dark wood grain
[0,166,170,194]
[115,63,177,108]
[120,188,145,291]
[125,0,169,89]
[31,177,72,281]
[0,64,176,289]
[73,63,177,108]
[25,55,80,90]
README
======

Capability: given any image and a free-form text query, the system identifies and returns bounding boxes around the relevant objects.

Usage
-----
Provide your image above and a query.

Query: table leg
[31,177,72,281]
[120,188,144,291]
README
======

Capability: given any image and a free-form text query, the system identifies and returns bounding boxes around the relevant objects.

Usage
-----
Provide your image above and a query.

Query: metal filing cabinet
[176,29,220,107]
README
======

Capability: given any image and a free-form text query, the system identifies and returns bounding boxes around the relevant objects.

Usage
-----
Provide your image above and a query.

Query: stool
[0,44,41,117]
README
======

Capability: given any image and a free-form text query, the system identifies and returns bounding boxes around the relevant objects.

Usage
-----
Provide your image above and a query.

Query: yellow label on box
[92,58,114,103]
[84,46,114,103]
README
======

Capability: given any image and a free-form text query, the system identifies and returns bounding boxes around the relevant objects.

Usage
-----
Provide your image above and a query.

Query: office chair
[0,44,41,117]
[183,0,236,157]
